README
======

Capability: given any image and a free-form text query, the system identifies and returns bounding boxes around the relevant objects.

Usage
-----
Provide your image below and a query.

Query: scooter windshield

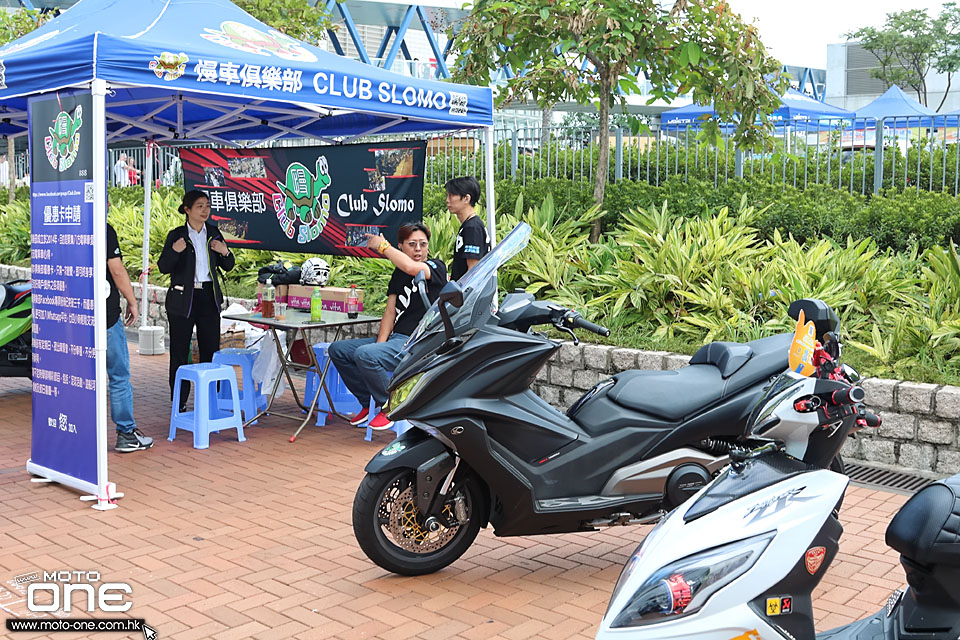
[404,222,532,350]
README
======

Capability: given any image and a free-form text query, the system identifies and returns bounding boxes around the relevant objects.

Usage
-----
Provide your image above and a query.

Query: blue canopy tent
[1,0,493,501]
[853,85,938,129]
[661,88,854,131]
[0,0,496,303]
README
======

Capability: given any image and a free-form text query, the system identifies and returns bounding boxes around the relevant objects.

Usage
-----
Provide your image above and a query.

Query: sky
[727,0,947,69]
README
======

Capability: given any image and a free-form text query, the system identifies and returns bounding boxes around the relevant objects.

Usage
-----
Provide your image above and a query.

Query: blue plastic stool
[362,373,411,442]
[213,348,267,424]
[304,343,362,426]
[169,363,246,449]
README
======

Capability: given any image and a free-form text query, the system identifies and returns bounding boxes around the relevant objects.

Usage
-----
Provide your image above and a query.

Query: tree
[450,0,786,240]
[848,10,938,107]
[846,4,960,110]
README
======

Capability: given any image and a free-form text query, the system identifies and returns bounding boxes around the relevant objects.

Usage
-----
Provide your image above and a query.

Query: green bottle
[310,286,323,322]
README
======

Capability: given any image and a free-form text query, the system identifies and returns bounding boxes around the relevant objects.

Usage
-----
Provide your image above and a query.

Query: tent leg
[484,126,496,245]
[141,141,153,328]
[91,78,118,511]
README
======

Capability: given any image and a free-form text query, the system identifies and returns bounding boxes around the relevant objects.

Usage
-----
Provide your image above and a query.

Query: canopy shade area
[852,85,940,129]
[0,0,494,143]
[3,0,497,333]
[661,88,854,131]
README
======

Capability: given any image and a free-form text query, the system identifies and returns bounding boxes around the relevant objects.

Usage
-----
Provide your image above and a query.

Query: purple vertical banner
[27,91,99,489]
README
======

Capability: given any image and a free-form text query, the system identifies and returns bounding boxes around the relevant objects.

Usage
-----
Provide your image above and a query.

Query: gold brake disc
[387,486,461,553]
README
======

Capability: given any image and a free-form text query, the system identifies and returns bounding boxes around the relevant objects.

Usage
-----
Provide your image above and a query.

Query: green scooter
[0,280,31,378]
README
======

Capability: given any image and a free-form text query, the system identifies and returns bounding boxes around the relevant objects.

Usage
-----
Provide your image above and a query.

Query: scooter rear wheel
[353,468,482,576]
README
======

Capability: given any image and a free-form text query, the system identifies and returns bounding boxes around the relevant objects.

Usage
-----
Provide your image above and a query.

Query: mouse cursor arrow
[142,623,158,640]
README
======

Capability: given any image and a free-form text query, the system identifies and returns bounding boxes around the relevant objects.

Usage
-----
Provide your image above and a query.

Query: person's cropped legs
[106,319,136,433]
[328,337,377,406]
[168,311,195,409]
[353,334,407,407]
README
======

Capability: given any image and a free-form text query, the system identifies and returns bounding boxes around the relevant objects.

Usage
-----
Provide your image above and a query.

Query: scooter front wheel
[353,468,482,575]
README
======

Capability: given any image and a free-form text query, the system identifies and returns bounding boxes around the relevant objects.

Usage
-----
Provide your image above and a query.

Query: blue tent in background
[853,86,938,128]
[0,0,494,140]
[661,88,853,130]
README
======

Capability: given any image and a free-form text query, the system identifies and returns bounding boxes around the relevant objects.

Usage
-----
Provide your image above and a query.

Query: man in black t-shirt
[389,257,447,336]
[446,176,490,281]
[106,221,153,453]
[328,223,446,431]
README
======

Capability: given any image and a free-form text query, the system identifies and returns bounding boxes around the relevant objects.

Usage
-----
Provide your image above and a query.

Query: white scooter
[597,302,960,640]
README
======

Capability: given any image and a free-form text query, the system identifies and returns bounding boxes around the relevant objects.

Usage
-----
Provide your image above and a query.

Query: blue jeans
[106,318,137,434]
[327,334,408,407]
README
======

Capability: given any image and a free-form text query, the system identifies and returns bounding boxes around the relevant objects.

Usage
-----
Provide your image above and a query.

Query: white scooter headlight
[610,531,775,628]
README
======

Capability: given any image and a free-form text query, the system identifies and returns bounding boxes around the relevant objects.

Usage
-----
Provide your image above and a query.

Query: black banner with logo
[180,141,426,256]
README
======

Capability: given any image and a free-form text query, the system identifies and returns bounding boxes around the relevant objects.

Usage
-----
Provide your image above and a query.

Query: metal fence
[10,115,960,195]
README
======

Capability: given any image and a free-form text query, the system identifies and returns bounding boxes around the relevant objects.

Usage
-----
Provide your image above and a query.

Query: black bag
[257,260,301,285]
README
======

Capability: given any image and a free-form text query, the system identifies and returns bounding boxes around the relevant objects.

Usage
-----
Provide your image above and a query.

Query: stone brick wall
[4,262,957,475]
[532,341,960,477]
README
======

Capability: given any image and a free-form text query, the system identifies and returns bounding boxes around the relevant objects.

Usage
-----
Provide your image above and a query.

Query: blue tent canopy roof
[855,85,935,119]
[852,85,941,128]
[661,88,854,129]
[0,0,494,142]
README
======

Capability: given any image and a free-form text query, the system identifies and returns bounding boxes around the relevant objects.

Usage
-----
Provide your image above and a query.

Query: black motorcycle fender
[363,431,490,529]
[363,430,449,475]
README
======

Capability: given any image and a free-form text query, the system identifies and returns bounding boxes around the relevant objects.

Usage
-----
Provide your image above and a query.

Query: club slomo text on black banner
[180,141,426,257]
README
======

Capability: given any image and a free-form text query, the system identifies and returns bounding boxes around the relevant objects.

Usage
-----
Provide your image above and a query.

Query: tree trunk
[590,80,611,243]
[540,105,553,149]
[7,137,13,204]
[938,74,952,112]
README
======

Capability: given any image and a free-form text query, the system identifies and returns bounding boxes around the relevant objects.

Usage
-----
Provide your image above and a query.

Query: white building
[826,41,960,113]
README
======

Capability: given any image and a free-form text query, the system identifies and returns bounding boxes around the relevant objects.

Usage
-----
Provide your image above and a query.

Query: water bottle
[262,277,275,318]
[310,286,323,322]
[346,285,359,319]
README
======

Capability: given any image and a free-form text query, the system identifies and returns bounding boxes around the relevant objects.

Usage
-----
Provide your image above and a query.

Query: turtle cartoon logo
[149,51,189,81]
[273,157,332,244]
[201,21,316,62]
[44,104,82,172]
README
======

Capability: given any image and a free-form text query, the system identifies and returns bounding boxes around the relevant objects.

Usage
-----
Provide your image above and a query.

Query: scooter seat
[0,283,30,312]
[607,333,792,422]
[886,473,960,566]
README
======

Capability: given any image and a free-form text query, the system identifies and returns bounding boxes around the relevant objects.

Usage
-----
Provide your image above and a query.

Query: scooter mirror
[414,270,430,309]
[439,281,464,309]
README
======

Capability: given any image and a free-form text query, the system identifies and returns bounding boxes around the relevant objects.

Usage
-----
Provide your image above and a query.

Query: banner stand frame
[25,79,119,511]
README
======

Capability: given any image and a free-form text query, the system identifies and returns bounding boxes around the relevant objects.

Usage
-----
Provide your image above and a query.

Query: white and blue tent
[0,0,493,141]
[5,0,495,503]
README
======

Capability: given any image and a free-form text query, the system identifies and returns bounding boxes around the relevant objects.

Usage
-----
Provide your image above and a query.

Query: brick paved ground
[0,339,911,640]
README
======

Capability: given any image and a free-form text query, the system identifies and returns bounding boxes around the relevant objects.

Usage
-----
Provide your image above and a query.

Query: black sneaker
[115,429,154,453]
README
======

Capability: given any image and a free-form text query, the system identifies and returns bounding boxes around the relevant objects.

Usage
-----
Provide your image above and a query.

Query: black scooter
[352,224,834,575]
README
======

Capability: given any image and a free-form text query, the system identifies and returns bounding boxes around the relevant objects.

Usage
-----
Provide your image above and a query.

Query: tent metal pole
[141,141,153,328]
[91,78,115,509]
[484,126,496,244]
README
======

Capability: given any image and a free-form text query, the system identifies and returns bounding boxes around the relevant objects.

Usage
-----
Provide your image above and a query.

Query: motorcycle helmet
[301,257,330,286]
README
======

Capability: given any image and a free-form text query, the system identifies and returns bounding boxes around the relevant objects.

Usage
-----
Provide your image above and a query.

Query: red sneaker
[368,411,395,431]
[349,407,370,426]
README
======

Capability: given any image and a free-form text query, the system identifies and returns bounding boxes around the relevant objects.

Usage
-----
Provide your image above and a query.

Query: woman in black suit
[158,189,235,409]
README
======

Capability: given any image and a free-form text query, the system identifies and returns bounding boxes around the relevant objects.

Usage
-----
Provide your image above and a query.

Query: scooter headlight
[610,531,774,628]
[389,373,425,413]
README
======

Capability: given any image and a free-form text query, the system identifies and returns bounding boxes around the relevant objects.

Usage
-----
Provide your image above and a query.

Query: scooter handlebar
[830,386,865,406]
[569,314,610,337]
[860,410,882,428]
